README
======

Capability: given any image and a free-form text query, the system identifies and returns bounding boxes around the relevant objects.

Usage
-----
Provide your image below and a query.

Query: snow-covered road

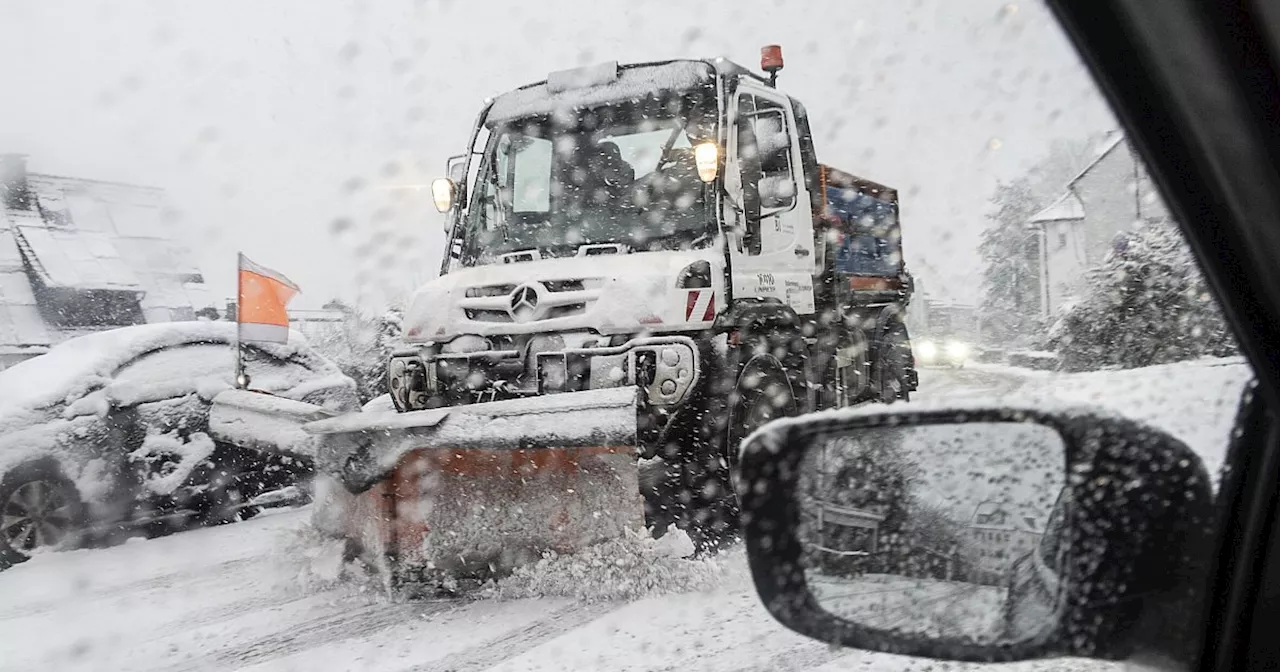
[0,361,1251,671]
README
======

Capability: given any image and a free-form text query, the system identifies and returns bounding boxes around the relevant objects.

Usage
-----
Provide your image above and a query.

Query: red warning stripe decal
[685,289,716,322]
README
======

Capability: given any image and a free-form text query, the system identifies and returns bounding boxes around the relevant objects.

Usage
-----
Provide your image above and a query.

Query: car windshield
[0,3,1257,671]
[457,85,719,266]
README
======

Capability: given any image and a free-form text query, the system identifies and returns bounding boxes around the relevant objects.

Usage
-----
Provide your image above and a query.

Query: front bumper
[388,335,701,413]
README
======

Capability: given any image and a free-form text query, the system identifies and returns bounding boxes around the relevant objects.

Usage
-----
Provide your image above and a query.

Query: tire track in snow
[913,366,1031,402]
[167,598,458,671]
[408,600,623,672]
[0,556,260,621]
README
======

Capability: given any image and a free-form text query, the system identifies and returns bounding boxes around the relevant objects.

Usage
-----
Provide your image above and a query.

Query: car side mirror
[735,405,1214,664]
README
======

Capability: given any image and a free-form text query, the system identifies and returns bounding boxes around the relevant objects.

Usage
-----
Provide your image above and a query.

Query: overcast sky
[0,0,1117,310]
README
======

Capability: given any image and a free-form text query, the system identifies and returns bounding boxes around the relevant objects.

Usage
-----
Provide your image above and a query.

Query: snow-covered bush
[1050,220,1236,371]
[306,307,403,403]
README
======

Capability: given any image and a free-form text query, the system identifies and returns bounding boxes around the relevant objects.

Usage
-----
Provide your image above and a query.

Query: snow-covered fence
[1008,350,1060,371]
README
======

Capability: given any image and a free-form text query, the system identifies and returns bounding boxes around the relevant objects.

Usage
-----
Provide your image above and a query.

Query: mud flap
[304,388,643,585]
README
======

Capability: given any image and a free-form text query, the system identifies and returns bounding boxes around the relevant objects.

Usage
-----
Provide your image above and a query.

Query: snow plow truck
[304,46,917,590]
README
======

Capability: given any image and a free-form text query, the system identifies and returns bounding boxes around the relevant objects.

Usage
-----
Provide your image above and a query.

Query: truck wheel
[729,363,799,465]
[684,361,796,554]
[0,463,85,569]
[872,323,911,403]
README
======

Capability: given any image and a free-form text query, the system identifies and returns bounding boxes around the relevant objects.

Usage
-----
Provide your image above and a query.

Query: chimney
[0,154,32,210]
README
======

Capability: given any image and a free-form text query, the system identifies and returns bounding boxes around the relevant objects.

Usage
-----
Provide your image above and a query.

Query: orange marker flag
[237,253,300,344]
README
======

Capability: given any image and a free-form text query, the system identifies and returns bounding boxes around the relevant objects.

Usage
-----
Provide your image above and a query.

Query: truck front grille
[464,309,514,322]
[459,278,600,324]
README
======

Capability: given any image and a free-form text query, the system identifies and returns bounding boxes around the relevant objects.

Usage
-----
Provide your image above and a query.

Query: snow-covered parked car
[0,321,360,568]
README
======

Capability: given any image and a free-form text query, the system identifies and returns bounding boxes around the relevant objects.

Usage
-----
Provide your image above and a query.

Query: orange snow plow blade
[304,388,644,585]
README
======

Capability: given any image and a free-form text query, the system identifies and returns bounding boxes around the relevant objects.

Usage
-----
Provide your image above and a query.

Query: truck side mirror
[737,106,763,255]
[445,154,468,207]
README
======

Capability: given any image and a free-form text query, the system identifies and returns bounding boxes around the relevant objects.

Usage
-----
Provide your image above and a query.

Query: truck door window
[747,97,797,212]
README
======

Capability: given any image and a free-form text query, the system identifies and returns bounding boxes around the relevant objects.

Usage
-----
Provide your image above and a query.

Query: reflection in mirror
[797,422,1067,646]
[447,154,468,185]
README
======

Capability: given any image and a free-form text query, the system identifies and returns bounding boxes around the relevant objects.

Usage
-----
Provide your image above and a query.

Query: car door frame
[1047,1,1280,669]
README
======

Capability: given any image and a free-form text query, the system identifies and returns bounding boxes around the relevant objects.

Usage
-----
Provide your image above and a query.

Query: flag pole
[235,252,246,390]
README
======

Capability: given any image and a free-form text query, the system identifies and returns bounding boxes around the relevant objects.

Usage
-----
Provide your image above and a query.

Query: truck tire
[729,360,799,466]
[688,358,796,554]
[872,322,911,403]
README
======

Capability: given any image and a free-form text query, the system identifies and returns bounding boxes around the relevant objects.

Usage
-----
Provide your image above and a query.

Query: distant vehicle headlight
[916,340,938,361]
[945,340,970,360]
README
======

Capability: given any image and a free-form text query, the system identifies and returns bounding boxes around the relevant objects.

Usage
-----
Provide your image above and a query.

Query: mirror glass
[796,421,1067,645]
[447,155,467,185]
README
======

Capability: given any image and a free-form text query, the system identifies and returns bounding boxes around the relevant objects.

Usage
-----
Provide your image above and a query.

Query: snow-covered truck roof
[0,321,322,411]
[485,60,724,126]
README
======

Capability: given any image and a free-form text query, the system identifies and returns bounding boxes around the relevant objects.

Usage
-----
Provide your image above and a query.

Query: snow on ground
[0,359,1252,671]
[482,528,737,603]
[808,573,1006,642]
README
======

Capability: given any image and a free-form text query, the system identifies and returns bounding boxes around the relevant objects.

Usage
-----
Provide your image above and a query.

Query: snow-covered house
[962,500,1043,581]
[0,154,212,368]
[1030,132,1168,318]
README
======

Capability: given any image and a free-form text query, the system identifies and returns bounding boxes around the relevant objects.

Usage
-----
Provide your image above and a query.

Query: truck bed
[815,166,909,301]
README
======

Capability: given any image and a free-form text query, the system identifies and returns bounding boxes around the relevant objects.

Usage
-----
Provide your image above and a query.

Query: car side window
[239,347,317,392]
[1038,489,1067,570]
[112,344,231,397]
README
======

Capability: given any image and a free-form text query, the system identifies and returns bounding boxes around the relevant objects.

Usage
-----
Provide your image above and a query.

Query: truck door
[726,82,817,315]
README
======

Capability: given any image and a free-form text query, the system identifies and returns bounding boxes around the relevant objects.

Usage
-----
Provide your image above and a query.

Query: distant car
[912,336,971,368]
[0,321,359,568]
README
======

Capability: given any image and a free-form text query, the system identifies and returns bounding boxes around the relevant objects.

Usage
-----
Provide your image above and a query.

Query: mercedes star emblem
[510,284,540,322]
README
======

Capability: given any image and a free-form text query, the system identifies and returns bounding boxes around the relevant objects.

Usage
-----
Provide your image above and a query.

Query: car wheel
[0,464,85,569]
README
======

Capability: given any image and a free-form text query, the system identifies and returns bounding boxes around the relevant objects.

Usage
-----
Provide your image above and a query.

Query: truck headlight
[916,340,938,362]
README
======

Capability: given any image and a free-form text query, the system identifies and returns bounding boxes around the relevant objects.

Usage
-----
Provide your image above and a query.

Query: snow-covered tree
[979,136,1103,346]
[1049,219,1236,371]
[978,179,1043,344]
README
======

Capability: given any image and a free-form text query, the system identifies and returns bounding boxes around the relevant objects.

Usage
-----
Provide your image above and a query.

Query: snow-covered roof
[1067,131,1126,188]
[14,225,142,291]
[0,168,214,349]
[0,227,50,350]
[1029,191,1085,223]
[968,500,1043,532]
[0,321,313,411]
[22,173,203,284]
[486,60,715,125]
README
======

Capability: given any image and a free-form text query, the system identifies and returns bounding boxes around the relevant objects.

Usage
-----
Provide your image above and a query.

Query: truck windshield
[457,87,718,267]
